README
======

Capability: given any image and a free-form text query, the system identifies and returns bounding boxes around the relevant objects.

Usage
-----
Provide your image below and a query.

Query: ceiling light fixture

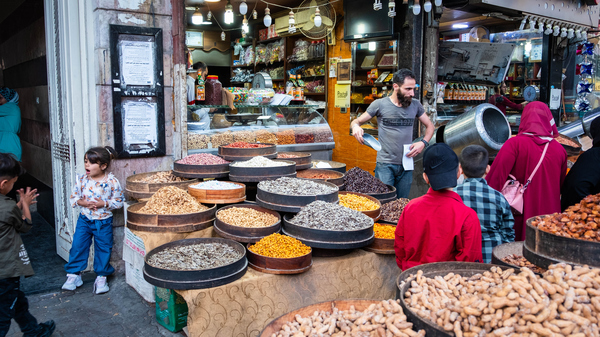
[239,0,248,15]
[224,0,234,24]
[314,7,322,27]
[373,0,382,11]
[412,0,421,15]
[424,0,432,12]
[434,0,442,6]
[452,23,468,29]
[263,6,272,27]
[192,8,203,25]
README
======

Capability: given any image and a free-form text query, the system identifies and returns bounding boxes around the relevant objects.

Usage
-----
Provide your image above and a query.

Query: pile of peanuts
[249,233,310,259]
[188,134,209,149]
[403,264,600,337]
[217,207,278,228]
[276,129,296,144]
[211,132,234,148]
[531,193,600,242]
[232,130,255,143]
[269,300,425,337]
[374,223,395,239]
[501,254,546,275]
[255,129,278,144]
[339,193,380,212]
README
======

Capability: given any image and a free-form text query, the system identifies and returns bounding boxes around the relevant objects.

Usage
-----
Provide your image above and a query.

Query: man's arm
[350,111,375,145]
[407,113,435,157]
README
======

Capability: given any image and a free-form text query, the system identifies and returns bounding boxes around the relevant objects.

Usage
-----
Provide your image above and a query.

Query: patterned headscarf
[0,87,17,103]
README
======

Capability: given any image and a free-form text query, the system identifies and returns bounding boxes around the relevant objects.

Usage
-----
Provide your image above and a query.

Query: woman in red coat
[486,101,567,241]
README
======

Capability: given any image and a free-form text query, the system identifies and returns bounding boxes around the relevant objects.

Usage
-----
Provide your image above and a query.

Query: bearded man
[351,69,434,198]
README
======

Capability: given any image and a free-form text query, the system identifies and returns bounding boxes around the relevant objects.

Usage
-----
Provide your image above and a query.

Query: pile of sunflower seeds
[258,177,337,196]
[146,243,242,271]
[289,201,372,230]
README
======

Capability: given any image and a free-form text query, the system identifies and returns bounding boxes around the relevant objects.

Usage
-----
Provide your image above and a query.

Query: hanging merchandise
[253,9,258,20]
[575,37,594,117]
[221,31,226,41]
[207,11,212,21]
[289,10,297,34]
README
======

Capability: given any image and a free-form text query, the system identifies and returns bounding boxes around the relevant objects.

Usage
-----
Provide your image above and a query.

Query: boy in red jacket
[394,143,483,270]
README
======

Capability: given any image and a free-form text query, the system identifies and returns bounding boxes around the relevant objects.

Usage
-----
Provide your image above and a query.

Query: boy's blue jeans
[64,214,114,276]
[374,162,413,199]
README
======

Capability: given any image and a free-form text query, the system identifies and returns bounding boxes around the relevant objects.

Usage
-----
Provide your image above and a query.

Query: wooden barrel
[125,171,198,201]
[338,191,381,221]
[143,238,247,290]
[188,182,246,204]
[126,202,216,233]
[397,262,511,337]
[282,214,374,249]
[524,217,600,268]
[246,243,312,275]
[260,300,381,336]
[296,168,345,187]
[277,152,312,170]
[213,204,281,243]
[218,143,276,161]
[173,161,230,179]
[229,160,296,182]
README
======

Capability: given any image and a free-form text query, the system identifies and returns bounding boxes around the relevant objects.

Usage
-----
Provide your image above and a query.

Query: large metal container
[582,109,600,138]
[557,119,586,139]
[442,103,511,156]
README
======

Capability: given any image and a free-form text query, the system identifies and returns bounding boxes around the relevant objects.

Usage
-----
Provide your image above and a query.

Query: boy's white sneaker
[94,276,109,294]
[61,274,83,291]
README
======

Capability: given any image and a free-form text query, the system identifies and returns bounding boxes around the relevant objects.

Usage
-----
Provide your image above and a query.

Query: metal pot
[557,119,585,139]
[442,103,511,156]
[582,109,600,138]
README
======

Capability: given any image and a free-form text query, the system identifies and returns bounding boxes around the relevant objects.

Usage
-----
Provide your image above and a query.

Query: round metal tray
[339,191,381,221]
[525,217,600,267]
[282,214,374,249]
[188,181,246,204]
[126,202,216,233]
[365,185,397,203]
[228,160,296,182]
[143,238,247,290]
[277,152,312,171]
[310,160,346,173]
[218,143,276,161]
[397,262,510,337]
[173,161,230,179]
[296,168,345,187]
[256,180,339,211]
[213,204,281,243]
[246,243,312,275]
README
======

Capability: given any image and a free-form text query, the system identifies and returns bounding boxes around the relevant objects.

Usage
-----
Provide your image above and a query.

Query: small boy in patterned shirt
[455,145,515,263]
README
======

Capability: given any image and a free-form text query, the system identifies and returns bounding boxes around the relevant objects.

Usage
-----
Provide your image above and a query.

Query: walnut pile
[531,193,600,242]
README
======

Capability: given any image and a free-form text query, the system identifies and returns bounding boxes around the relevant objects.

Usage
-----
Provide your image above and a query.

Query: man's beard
[396,91,413,107]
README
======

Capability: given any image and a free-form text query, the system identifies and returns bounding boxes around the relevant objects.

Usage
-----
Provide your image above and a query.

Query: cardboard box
[123,227,154,303]
[156,287,189,333]
[259,28,268,41]
[267,24,278,39]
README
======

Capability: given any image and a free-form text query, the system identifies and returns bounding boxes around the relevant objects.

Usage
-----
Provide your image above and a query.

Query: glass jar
[205,75,223,105]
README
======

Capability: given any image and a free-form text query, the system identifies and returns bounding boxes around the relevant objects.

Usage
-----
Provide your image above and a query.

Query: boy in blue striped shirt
[455,145,515,263]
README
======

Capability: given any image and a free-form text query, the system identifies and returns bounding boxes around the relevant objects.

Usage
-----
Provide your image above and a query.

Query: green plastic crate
[155,287,188,332]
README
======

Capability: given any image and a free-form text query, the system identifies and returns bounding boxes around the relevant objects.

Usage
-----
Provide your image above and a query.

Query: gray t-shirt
[366,97,424,165]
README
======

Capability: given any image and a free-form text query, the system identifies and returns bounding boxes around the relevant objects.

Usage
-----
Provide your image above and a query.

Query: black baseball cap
[423,143,459,191]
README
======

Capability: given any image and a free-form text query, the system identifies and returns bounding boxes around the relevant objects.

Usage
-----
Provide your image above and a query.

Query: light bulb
[583,31,588,40]
[544,23,553,35]
[576,29,582,39]
[239,0,247,15]
[224,1,234,24]
[424,0,432,12]
[389,0,396,17]
[373,0,382,11]
[242,16,249,33]
[553,25,560,36]
[413,3,421,15]
[314,7,322,27]
[567,28,575,39]
[560,27,567,38]
[221,31,226,41]
[264,7,271,27]
[529,19,536,32]
[369,42,376,51]
[434,0,442,6]
[192,8,203,25]
[537,20,545,34]
[519,16,527,31]
[252,9,257,20]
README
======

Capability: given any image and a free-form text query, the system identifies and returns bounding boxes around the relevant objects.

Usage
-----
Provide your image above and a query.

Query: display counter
[186,104,334,160]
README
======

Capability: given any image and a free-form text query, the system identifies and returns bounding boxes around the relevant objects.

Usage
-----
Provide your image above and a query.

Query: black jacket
[561,147,600,211]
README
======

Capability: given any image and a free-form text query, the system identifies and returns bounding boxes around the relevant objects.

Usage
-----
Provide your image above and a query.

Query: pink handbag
[501,143,549,215]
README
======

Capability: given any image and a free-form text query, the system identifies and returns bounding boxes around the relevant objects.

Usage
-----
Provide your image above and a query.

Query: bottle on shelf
[195,70,205,105]
[452,83,459,103]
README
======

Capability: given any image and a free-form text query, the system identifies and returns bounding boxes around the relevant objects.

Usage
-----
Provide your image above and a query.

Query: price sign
[530,44,543,62]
